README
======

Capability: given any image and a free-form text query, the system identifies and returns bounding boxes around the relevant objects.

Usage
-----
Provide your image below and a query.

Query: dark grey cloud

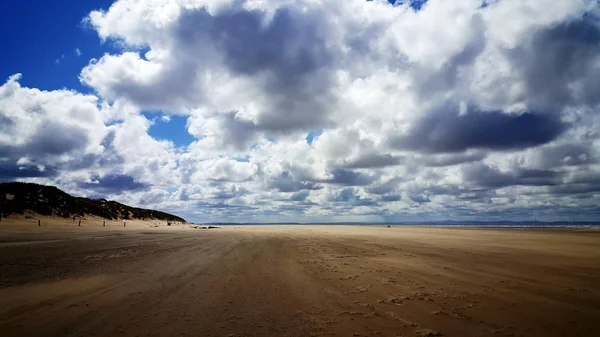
[212,185,249,200]
[354,199,377,206]
[409,194,431,204]
[0,88,113,183]
[0,123,100,182]
[137,191,170,206]
[27,122,89,156]
[420,152,486,167]
[539,170,600,195]
[380,194,401,202]
[218,113,259,150]
[275,204,310,213]
[333,188,355,202]
[568,170,600,185]
[0,119,90,161]
[338,153,402,169]
[0,114,14,129]
[188,113,261,151]
[95,130,126,167]
[436,186,495,205]
[0,163,58,180]
[195,201,257,211]
[401,184,495,205]
[389,106,567,153]
[79,174,149,193]
[421,184,480,197]
[546,183,600,195]
[207,202,236,209]
[463,163,563,188]
[289,190,310,201]
[0,124,123,184]
[178,188,190,201]
[209,8,332,79]
[322,169,377,186]
[173,6,337,132]
[510,19,600,110]
[533,143,595,168]
[59,129,125,172]
[268,171,322,192]
[413,14,486,98]
[331,188,376,206]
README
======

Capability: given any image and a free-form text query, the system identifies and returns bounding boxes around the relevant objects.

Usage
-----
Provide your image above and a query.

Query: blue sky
[142,112,196,147]
[1,0,196,147]
[1,0,600,223]
[0,0,117,92]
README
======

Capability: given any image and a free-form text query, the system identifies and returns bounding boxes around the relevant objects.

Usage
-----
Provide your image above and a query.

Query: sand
[0,219,599,337]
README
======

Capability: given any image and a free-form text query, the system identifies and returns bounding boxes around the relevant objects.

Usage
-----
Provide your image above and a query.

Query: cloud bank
[2,0,600,222]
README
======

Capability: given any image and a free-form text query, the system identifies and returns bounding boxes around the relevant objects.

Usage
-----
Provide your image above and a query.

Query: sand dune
[0,222,599,337]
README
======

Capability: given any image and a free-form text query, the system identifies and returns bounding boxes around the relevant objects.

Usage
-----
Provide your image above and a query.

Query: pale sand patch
[0,215,189,233]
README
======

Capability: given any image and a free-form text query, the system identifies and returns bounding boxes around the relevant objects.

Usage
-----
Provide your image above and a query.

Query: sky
[1,0,600,223]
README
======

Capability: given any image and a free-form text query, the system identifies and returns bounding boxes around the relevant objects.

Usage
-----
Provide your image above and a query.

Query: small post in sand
[103,221,106,227]
[124,221,126,227]
[79,219,81,227]
[38,219,41,226]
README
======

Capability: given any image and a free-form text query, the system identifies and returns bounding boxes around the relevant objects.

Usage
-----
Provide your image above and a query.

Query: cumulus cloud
[2,0,600,222]
[82,1,341,134]
[0,74,108,179]
[0,74,183,195]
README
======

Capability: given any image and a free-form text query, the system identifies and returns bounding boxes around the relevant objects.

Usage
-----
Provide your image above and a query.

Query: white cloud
[75,48,82,57]
[0,74,181,197]
[3,0,600,222]
[55,54,65,64]
[0,74,108,161]
[190,158,258,183]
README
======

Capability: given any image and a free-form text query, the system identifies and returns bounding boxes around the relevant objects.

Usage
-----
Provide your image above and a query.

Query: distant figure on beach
[387,225,391,228]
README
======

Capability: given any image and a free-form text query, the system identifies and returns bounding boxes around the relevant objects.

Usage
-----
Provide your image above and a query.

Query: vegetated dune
[0,182,185,222]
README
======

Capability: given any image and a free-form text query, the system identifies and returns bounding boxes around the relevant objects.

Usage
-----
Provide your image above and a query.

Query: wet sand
[1,220,599,337]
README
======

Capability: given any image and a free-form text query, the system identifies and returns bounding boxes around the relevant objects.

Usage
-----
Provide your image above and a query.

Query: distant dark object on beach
[387,225,391,228]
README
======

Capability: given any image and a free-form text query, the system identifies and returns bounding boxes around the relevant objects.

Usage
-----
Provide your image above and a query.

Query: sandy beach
[1,220,599,337]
